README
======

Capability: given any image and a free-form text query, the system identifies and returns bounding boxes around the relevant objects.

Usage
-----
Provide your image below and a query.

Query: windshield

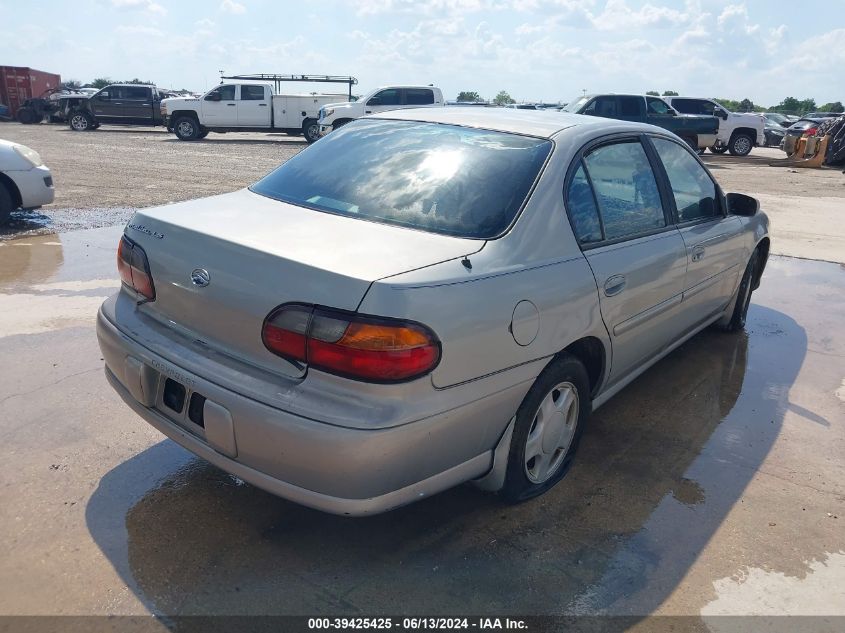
[250,119,552,239]
[563,96,590,113]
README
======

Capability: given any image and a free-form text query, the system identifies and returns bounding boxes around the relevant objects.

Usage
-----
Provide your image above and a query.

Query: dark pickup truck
[564,94,718,152]
[68,84,165,131]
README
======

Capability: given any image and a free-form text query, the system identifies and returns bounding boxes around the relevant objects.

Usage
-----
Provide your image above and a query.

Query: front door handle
[691,246,706,262]
[258,103,267,106]
[227,103,236,107]
[365,110,372,114]
[604,275,627,297]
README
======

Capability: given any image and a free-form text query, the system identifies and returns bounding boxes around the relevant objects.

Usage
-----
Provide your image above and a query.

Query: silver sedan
[97,108,769,515]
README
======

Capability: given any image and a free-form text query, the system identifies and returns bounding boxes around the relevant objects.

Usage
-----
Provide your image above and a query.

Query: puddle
[0,206,134,241]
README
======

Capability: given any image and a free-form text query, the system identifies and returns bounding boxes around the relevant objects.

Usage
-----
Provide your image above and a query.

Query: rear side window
[619,96,643,117]
[583,141,665,240]
[240,85,265,100]
[671,98,698,114]
[406,89,435,105]
[566,164,602,244]
[251,119,552,239]
[652,138,719,222]
[123,86,150,99]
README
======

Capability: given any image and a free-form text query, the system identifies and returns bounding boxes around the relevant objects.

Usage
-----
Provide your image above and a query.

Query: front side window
[566,164,602,244]
[206,85,235,101]
[671,98,698,115]
[652,138,719,222]
[583,141,665,241]
[646,97,672,115]
[251,119,552,239]
[405,89,434,105]
[240,85,266,100]
[594,96,617,117]
[368,89,401,106]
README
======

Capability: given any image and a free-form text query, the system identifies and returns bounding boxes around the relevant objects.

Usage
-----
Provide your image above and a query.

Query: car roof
[370,106,657,139]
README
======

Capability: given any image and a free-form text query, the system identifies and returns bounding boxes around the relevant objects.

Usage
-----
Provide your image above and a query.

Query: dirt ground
[1,122,844,261]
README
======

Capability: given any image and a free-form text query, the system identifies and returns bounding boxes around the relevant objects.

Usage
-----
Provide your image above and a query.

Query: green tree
[457,91,482,102]
[819,101,844,113]
[662,90,679,96]
[715,98,741,111]
[739,98,755,112]
[645,91,660,96]
[493,90,515,105]
[798,98,817,113]
[124,78,154,85]
[90,77,112,89]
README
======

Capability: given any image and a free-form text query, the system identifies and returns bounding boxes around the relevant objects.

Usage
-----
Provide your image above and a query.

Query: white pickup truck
[162,82,348,143]
[318,85,445,136]
[663,96,766,156]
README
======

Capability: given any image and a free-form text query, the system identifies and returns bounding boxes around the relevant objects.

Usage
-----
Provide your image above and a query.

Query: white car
[318,85,445,136]
[663,97,766,156]
[0,139,54,225]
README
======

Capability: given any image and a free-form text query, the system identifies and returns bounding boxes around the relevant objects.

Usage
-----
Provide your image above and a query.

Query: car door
[362,88,403,115]
[201,84,237,125]
[565,137,688,386]
[90,87,124,120]
[647,135,745,325]
[645,96,677,127]
[237,84,271,127]
[122,86,153,123]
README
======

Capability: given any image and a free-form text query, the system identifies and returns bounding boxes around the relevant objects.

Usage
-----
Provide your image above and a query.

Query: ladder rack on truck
[220,74,358,100]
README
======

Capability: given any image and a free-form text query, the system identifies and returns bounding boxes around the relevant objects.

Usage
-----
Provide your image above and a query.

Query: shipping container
[0,66,62,117]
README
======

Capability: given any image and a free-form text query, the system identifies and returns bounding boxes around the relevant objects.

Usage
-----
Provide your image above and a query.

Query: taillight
[262,305,440,383]
[804,127,817,136]
[117,235,155,301]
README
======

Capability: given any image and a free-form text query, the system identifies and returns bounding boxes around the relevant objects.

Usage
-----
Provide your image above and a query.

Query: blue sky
[2,0,843,105]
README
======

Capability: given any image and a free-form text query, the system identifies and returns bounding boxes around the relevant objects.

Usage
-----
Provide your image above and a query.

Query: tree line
[457,89,843,114]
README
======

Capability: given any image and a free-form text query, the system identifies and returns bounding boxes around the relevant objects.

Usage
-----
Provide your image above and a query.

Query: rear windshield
[250,119,552,239]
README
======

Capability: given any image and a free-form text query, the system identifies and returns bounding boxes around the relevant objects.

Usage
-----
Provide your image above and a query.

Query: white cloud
[220,0,246,14]
[109,0,166,16]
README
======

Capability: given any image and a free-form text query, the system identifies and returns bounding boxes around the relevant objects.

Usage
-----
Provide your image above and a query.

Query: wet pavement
[0,228,843,628]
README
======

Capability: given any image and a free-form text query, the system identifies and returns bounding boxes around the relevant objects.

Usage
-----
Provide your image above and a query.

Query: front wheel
[173,116,200,140]
[500,354,591,503]
[728,133,754,156]
[721,252,759,332]
[709,145,728,154]
[0,183,14,225]
[302,118,320,144]
[69,111,93,131]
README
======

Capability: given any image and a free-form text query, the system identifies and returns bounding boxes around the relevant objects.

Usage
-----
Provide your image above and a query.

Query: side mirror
[367,97,381,106]
[206,92,221,102]
[98,93,110,101]
[718,109,728,120]
[726,192,759,216]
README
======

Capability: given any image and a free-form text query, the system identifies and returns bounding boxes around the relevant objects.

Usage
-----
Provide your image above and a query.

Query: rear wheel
[173,116,200,140]
[728,133,754,156]
[69,111,93,131]
[16,107,38,124]
[302,118,320,144]
[0,183,14,225]
[500,354,591,503]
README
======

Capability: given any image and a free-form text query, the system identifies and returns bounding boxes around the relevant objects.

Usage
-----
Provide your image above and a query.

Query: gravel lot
[1,121,844,261]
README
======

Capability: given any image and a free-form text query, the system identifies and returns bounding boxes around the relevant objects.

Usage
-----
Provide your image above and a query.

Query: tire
[728,133,753,157]
[173,116,200,141]
[709,145,728,154]
[681,135,698,151]
[302,118,320,144]
[196,129,209,139]
[69,111,93,131]
[16,107,37,124]
[696,147,706,155]
[721,252,759,332]
[0,183,14,226]
[500,354,591,503]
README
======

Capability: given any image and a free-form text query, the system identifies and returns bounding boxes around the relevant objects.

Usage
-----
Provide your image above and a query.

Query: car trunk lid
[124,189,483,379]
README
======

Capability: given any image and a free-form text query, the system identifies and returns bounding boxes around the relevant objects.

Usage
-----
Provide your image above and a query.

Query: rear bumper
[96,302,524,515]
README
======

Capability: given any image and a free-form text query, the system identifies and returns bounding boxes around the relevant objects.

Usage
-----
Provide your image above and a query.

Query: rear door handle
[227,103,236,107]
[604,275,627,297]
[365,110,372,114]
[691,246,706,262]
[258,103,267,106]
